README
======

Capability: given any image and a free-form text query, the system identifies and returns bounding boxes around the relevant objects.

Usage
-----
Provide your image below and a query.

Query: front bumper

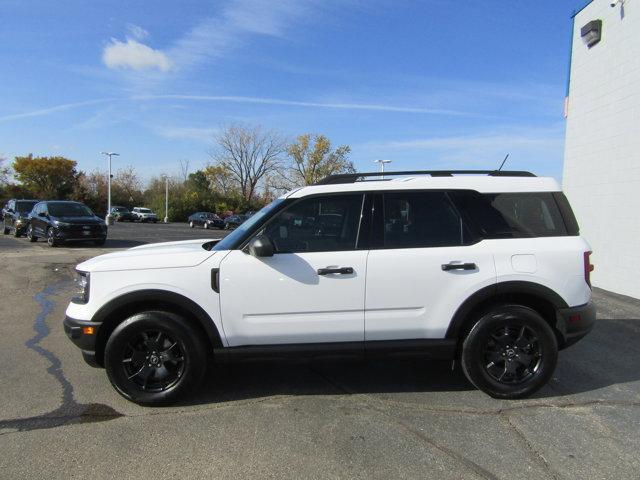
[54,228,107,242]
[63,316,102,367]
[555,301,596,349]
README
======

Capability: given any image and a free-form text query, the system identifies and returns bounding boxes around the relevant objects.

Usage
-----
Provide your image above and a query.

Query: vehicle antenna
[497,153,509,171]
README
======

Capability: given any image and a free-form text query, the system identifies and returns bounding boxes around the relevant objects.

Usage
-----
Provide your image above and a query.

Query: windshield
[139,208,152,213]
[16,201,38,213]
[213,199,286,251]
[114,207,129,212]
[48,203,93,217]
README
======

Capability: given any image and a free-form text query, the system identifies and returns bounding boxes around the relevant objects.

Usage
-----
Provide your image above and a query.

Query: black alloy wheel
[105,311,207,405]
[27,224,37,242]
[482,325,541,384]
[121,330,185,393]
[461,304,558,399]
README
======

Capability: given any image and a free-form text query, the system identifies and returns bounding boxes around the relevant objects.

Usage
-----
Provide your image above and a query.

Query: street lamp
[100,152,119,225]
[162,175,169,223]
[374,159,392,179]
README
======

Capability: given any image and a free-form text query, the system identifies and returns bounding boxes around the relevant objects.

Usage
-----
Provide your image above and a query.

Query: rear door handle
[317,267,354,275]
[441,262,477,271]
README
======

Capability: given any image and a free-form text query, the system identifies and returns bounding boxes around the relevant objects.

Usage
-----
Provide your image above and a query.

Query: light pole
[162,175,169,223]
[100,152,119,225]
[374,159,392,179]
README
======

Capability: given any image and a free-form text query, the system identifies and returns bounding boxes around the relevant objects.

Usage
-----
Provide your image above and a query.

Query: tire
[2,221,9,235]
[13,226,22,237]
[460,304,558,400]
[104,311,208,405]
[27,224,38,242]
[203,222,209,230]
[224,223,229,230]
[189,221,194,228]
[46,227,59,247]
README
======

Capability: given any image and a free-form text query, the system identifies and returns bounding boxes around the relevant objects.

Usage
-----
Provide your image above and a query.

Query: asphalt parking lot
[0,226,639,479]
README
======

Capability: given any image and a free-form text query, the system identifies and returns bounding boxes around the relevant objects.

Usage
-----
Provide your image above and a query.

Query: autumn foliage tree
[287,134,354,186]
[12,155,78,199]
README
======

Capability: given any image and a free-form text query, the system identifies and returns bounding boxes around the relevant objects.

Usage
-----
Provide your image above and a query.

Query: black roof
[315,170,536,185]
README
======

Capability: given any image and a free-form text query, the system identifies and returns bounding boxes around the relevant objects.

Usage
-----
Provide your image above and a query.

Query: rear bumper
[63,316,102,367]
[555,301,596,348]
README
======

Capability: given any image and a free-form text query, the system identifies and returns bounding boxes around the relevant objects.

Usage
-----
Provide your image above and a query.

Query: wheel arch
[92,289,223,367]
[446,281,569,346]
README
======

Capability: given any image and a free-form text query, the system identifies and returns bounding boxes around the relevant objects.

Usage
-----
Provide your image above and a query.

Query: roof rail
[314,170,536,185]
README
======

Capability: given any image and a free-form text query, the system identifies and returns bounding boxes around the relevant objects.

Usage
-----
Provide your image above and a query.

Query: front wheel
[189,221,194,228]
[203,222,209,230]
[104,311,207,405]
[46,227,59,247]
[2,221,9,235]
[461,305,558,399]
[27,225,38,242]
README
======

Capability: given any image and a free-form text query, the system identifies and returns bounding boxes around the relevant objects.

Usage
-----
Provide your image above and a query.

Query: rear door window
[382,192,467,248]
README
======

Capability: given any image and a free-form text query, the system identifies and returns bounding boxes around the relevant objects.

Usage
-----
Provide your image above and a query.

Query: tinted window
[382,192,465,248]
[451,191,568,238]
[48,203,93,217]
[263,194,364,253]
[16,201,38,213]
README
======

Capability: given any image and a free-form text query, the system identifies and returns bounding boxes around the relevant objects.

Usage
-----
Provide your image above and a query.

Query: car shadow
[179,358,473,407]
[177,317,640,406]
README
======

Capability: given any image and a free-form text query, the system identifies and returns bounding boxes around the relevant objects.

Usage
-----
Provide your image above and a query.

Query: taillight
[583,251,594,288]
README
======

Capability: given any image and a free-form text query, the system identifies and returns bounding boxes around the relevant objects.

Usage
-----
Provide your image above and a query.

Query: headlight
[75,270,90,304]
[55,220,71,227]
[15,218,24,225]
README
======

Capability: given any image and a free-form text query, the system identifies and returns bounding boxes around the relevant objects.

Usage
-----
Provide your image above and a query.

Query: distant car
[223,214,246,230]
[2,199,39,237]
[111,206,134,222]
[132,207,158,223]
[27,201,107,247]
[188,212,225,229]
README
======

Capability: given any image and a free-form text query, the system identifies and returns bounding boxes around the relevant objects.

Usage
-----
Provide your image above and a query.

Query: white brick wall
[564,0,640,299]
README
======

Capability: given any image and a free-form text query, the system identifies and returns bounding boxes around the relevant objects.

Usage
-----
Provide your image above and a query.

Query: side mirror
[247,235,274,257]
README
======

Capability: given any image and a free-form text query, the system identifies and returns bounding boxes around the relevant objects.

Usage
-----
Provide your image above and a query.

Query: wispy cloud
[0,93,474,124]
[102,38,172,72]
[0,98,115,122]
[153,126,218,142]
[126,23,149,40]
[167,0,318,71]
[133,94,472,116]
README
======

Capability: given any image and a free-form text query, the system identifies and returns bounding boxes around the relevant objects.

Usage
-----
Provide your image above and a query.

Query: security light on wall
[581,19,602,48]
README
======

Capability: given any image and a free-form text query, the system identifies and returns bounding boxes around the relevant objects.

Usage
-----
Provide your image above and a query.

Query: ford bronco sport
[64,170,595,405]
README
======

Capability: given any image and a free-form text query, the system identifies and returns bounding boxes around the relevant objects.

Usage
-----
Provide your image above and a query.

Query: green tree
[12,155,78,198]
[287,134,354,186]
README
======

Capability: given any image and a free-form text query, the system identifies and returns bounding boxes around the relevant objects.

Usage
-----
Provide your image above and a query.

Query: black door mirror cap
[248,235,275,257]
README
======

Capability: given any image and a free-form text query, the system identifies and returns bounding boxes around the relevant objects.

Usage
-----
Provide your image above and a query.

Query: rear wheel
[461,305,558,399]
[104,311,207,405]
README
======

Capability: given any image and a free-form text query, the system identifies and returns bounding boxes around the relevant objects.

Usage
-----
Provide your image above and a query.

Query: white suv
[64,170,596,405]
[131,207,158,223]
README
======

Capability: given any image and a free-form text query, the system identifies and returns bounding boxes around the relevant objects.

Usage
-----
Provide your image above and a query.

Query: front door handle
[441,262,477,271]
[317,267,354,275]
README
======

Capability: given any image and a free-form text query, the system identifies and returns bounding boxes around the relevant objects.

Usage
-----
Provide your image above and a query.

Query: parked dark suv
[28,201,107,247]
[188,212,225,229]
[2,199,39,237]
[111,206,134,222]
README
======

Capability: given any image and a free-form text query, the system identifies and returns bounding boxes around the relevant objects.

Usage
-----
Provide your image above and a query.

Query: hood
[77,239,218,272]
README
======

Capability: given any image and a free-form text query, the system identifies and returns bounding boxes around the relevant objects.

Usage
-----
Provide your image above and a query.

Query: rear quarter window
[451,191,571,238]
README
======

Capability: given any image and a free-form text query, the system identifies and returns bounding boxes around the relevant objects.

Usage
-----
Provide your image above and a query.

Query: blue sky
[0,0,589,182]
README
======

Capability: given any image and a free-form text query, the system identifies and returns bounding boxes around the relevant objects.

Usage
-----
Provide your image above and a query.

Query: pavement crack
[0,278,123,434]
[504,416,559,480]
